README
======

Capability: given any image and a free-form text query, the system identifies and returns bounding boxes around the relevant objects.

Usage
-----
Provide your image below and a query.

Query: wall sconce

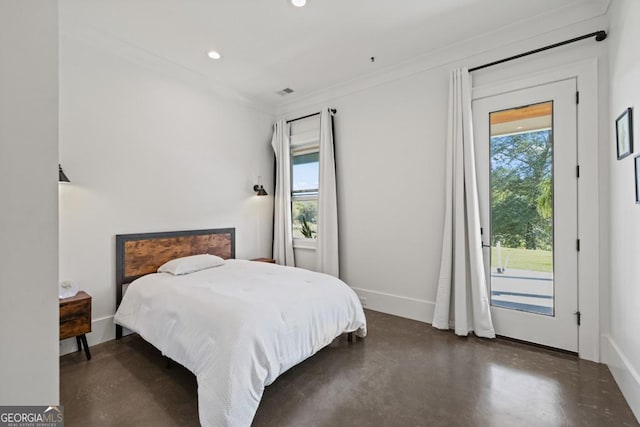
[253,176,267,196]
[59,164,70,183]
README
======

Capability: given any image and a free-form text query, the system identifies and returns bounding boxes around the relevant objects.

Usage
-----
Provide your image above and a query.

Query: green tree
[294,201,317,224]
[293,201,317,239]
[536,177,553,220]
[300,217,315,238]
[491,130,552,250]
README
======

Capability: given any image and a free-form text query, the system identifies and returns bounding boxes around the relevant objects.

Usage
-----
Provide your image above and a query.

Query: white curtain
[315,108,339,277]
[432,68,495,338]
[271,119,295,266]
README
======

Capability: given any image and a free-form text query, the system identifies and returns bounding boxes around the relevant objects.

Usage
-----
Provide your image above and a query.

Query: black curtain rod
[286,108,337,124]
[469,30,607,73]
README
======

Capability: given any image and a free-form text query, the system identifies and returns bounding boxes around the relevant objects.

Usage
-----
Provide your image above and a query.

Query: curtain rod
[286,109,337,124]
[469,30,607,73]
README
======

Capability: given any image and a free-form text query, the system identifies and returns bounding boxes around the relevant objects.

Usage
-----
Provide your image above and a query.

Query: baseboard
[59,315,115,356]
[602,334,640,422]
[351,287,434,324]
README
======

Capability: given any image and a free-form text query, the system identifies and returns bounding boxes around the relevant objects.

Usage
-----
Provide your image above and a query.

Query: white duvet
[114,259,367,427]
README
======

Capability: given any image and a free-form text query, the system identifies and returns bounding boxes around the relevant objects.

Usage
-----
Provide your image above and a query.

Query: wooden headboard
[115,228,235,339]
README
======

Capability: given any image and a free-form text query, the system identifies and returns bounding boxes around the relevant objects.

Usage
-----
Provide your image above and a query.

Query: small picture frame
[616,107,633,160]
[635,155,640,204]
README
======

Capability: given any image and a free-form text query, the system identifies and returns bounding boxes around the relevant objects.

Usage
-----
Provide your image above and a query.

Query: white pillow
[158,254,225,275]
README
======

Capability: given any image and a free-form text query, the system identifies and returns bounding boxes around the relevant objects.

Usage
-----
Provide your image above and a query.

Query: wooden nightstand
[251,258,276,263]
[60,290,92,360]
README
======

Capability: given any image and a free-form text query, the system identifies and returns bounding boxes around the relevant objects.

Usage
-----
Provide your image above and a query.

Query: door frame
[472,58,600,362]
[474,80,579,351]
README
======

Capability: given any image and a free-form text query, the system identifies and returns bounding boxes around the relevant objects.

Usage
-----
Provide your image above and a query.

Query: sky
[292,155,319,192]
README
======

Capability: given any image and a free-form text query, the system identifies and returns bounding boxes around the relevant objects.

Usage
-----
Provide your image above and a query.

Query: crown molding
[276,0,609,117]
[58,0,609,120]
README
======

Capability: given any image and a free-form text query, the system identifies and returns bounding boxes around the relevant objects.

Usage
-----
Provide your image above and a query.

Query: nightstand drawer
[60,299,90,321]
[60,315,91,340]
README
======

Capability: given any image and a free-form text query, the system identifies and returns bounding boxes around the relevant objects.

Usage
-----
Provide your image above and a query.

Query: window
[290,115,320,242]
[292,150,319,239]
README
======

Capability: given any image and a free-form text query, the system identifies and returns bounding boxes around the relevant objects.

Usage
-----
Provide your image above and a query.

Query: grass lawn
[491,246,553,273]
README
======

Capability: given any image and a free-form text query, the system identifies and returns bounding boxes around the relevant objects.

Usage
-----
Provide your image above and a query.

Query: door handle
[574,311,581,326]
[480,228,491,248]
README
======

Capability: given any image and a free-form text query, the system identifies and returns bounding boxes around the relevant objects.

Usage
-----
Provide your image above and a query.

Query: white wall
[0,2,59,405]
[58,32,274,353]
[281,16,610,351]
[604,0,640,419]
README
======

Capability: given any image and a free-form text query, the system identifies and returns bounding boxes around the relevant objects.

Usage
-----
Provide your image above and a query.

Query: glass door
[473,79,578,352]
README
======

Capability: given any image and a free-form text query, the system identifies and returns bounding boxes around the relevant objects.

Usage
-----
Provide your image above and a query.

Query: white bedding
[114,259,367,427]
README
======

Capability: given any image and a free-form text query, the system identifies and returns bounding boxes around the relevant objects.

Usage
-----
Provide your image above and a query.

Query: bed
[113,228,367,427]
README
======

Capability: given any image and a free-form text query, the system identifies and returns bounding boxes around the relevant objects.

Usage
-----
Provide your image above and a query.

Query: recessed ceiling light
[207,50,222,60]
[291,0,307,7]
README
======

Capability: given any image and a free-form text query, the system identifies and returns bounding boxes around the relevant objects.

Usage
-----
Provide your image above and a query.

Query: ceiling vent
[277,88,295,96]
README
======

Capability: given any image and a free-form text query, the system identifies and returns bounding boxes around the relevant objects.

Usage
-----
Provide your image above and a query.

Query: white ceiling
[60,0,608,109]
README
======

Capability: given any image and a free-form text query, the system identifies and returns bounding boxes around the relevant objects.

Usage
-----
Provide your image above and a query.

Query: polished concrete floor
[60,310,639,426]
